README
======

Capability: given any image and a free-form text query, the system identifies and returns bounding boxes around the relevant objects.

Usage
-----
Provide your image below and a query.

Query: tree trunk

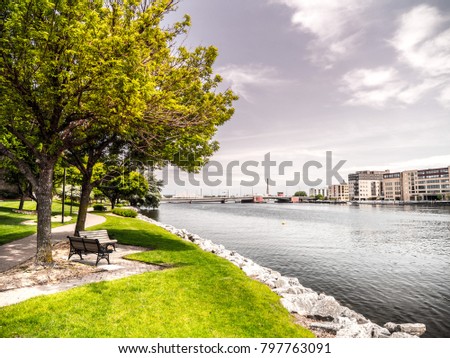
[110,196,117,210]
[18,195,25,210]
[75,173,94,235]
[35,165,54,264]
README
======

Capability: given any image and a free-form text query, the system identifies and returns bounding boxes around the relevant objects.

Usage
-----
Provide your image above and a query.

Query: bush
[93,204,107,211]
[112,208,137,218]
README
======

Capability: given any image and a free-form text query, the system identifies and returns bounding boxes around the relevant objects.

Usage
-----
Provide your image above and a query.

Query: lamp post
[70,185,74,216]
[61,167,66,223]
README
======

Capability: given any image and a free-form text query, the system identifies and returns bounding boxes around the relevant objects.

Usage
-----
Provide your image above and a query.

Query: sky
[160,0,450,196]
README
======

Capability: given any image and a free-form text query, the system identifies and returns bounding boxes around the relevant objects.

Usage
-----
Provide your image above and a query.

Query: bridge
[161,196,320,204]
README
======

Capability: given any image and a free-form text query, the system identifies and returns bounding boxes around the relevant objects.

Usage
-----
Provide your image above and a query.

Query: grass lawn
[0,200,78,245]
[0,214,314,338]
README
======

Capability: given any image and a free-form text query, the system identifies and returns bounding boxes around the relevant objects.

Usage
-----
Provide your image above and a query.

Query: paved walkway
[0,243,161,307]
[0,213,106,273]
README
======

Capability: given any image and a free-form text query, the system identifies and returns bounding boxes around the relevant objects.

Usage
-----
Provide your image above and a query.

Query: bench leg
[68,249,83,261]
[95,253,110,266]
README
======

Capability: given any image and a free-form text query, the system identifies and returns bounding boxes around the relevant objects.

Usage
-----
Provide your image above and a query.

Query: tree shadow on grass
[104,229,196,253]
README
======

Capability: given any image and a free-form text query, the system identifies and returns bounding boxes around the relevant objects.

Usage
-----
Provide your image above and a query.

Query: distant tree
[131,172,163,209]
[98,169,148,210]
[294,191,307,197]
[0,158,36,210]
[315,194,324,200]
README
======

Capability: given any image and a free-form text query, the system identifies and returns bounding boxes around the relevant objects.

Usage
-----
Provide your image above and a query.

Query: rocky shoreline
[138,213,427,338]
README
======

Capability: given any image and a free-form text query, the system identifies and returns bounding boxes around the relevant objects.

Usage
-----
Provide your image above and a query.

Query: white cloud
[341,5,450,109]
[342,67,400,91]
[391,5,450,76]
[271,0,372,67]
[216,64,283,102]
[437,85,450,108]
[341,67,405,108]
[341,67,446,108]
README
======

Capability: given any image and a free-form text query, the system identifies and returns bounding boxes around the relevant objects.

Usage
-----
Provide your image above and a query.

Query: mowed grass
[0,200,78,245]
[0,215,315,338]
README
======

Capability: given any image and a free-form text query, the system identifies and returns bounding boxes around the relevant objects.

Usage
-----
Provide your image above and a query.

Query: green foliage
[112,208,137,218]
[0,0,236,261]
[98,169,149,209]
[294,191,307,197]
[92,204,107,212]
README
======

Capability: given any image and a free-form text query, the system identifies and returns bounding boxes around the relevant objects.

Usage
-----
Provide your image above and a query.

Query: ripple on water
[143,203,450,337]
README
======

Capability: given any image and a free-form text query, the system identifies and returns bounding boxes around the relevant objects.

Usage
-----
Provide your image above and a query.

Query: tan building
[309,188,328,198]
[402,167,450,201]
[382,172,402,201]
[348,170,388,201]
[328,183,349,201]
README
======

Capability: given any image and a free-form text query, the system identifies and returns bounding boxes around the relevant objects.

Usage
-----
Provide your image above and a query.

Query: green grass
[0,200,78,245]
[0,215,315,338]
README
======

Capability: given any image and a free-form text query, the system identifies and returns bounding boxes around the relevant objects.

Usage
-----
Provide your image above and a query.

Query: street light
[61,167,66,223]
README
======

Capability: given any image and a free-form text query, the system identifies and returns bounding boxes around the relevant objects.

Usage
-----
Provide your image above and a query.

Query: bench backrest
[69,236,85,251]
[83,238,101,252]
[68,236,101,253]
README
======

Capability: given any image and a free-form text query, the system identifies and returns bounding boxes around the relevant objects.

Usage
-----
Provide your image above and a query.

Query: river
[142,202,450,338]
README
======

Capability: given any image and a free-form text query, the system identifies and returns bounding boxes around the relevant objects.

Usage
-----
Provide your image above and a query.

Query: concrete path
[0,244,161,307]
[0,213,106,273]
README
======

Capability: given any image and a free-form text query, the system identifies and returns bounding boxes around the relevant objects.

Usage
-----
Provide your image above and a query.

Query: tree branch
[0,143,38,188]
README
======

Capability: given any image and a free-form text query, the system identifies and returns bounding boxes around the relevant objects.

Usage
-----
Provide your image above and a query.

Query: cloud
[342,5,450,109]
[391,5,450,76]
[270,0,372,67]
[341,67,446,108]
[341,67,405,108]
[437,85,450,108]
[216,64,284,102]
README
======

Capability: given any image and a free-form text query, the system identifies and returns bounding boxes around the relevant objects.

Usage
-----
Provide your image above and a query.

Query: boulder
[335,319,373,338]
[308,295,344,321]
[274,276,291,289]
[273,285,309,296]
[398,323,426,337]
[384,322,400,333]
[242,263,265,277]
[371,325,391,338]
[284,292,321,315]
[340,307,369,324]
[309,322,342,334]
[390,332,418,338]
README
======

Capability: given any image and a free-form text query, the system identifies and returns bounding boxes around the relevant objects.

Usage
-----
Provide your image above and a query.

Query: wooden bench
[67,236,114,266]
[78,230,117,251]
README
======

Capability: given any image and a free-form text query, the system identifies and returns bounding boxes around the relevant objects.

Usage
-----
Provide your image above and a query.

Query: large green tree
[0,0,198,263]
[67,19,236,233]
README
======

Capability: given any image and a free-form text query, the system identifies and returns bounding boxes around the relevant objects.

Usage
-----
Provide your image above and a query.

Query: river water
[143,202,450,338]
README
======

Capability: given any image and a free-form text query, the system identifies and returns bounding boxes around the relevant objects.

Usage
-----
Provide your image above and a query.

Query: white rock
[390,332,419,338]
[335,321,373,338]
[309,295,344,320]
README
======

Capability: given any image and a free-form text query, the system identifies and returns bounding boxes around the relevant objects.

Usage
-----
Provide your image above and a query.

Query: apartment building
[348,170,388,201]
[402,167,450,201]
[309,188,328,198]
[382,172,402,201]
[328,183,349,201]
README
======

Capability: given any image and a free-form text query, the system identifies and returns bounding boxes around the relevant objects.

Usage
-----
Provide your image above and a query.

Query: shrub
[112,208,137,218]
[93,204,107,211]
